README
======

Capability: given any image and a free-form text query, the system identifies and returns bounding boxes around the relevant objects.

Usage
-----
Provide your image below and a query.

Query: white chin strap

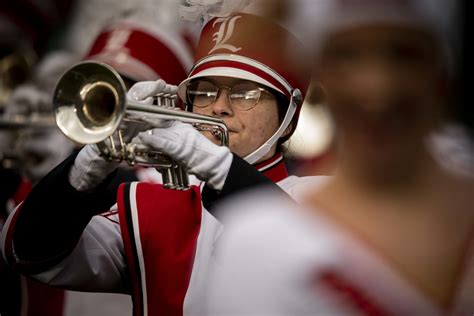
[244,89,302,164]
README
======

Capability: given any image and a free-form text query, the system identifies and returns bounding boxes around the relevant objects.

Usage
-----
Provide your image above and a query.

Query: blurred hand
[4,50,79,116]
[0,50,78,180]
[5,84,51,116]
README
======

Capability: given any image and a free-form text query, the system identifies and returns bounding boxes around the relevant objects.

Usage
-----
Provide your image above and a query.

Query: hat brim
[177,67,287,102]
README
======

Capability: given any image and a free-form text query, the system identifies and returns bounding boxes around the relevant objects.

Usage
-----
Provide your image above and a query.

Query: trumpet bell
[53,61,126,144]
[53,61,229,190]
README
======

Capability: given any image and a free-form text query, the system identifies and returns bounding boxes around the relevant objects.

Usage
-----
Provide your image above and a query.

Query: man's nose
[211,88,234,116]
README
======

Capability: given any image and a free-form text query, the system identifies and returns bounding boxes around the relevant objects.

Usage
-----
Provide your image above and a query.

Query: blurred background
[1,0,469,179]
[0,0,469,315]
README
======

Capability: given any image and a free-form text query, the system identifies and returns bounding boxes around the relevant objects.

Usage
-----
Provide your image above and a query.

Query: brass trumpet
[53,61,228,190]
[0,49,54,130]
[0,49,37,108]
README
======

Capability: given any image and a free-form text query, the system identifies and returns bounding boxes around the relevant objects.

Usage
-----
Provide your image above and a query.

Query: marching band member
[206,1,473,315]
[1,9,323,316]
[0,13,194,316]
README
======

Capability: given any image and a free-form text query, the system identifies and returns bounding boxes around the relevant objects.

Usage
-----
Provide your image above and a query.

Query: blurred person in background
[0,1,194,315]
[0,0,330,313]
[1,0,196,186]
[206,0,473,315]
[285,82,337,177]
[1,2,75,315]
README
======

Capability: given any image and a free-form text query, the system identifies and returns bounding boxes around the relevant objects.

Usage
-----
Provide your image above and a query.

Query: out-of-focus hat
[286,0,459,59]
[86,19,194,85]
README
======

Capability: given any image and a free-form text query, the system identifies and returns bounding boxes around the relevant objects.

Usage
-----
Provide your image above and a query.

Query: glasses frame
[185,79,274,111]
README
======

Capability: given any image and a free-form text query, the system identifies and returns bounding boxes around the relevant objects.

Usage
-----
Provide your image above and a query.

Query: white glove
[127,79,177,105]
[68,144,119,191]
[5,84,51,116]
[133,121,232,191]
[124,79,178,137]
[68,79,179,192]
[4,51,78,116]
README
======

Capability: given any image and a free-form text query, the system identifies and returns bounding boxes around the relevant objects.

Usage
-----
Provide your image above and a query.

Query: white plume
[179,0,251,23]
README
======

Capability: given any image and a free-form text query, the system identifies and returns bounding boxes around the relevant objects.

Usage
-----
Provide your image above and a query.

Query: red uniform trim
[318,271,391,316]
[4,206,22,268]
[257,153,289,183]
[24,277,65,316]
[118,183,143,316]
[309,197,474,312]
[12,178,32,207]
[3,178,31,266]
[118,182,203,316]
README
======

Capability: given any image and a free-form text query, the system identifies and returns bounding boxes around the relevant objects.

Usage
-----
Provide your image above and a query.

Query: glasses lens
[187,80,218,108]
[230,82,262,110]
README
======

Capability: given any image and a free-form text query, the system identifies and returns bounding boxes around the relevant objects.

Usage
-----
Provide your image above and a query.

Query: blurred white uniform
[207,189,474,316]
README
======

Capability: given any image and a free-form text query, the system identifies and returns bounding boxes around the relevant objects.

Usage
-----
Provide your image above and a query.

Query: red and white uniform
[206,189,474,316]
[0,175,66,316]
[1,173,133,316]
[2,10,315,316]
[1,154,324,316]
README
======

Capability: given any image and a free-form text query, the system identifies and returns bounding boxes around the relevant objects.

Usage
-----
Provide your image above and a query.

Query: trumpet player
[0,14,195,316]
[1,10,324,316]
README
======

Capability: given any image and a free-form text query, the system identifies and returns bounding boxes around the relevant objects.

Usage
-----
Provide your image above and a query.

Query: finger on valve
[123,79,180,147]
[127,79,168,103]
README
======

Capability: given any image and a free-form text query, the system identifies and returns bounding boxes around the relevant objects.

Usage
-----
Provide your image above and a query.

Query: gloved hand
[68,79,180,192]
[68,143,119,191]
[133,121,233,191]
[127,79,177,106]
[124,79,178,139]
[0,51,80,182]
[4,51,79,116]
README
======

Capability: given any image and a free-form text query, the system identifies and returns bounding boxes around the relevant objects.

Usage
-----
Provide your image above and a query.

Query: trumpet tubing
[53,61,229,190]
[0,114,55,129]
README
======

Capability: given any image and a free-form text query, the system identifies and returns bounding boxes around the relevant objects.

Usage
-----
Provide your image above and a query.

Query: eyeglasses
[186,79,274,111]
